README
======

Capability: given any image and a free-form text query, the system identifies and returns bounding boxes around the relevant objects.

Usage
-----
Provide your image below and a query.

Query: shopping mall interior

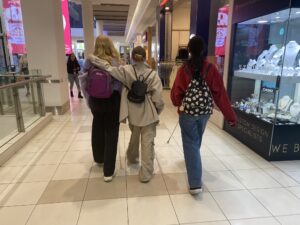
[0,0,300,224]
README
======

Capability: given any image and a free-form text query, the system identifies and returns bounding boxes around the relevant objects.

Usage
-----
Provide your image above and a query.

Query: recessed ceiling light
[296,11,300,14]
[258,20,268,24]
[276,16,280,19]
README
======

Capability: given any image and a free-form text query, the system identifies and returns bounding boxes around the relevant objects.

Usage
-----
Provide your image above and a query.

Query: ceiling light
[276,16,280,19]
[296,11,300,14]
[165,6,170,10]
[257,20,268,24]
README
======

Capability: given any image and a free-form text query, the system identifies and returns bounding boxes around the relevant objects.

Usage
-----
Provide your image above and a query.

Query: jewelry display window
[224,1,300,161]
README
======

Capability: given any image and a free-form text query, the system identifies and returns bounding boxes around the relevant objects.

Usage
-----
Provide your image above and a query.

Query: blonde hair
[93,35,121,64]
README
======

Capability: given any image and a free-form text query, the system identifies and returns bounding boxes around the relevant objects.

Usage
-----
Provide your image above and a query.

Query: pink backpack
[86,66,113,98]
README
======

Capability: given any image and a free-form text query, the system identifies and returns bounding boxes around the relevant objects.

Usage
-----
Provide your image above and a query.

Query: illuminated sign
[62,0,72,54]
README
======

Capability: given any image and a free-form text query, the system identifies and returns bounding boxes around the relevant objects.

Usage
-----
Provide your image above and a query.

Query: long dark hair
[187,36,207,78]
[67,53,80,66]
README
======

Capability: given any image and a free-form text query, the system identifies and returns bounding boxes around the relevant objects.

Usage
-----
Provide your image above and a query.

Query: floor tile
[68,141,91,151]
[232,169,281,189]
[217,156,258,170]
[202,157,228,172]
[230,217,281,225]
[46,141,70,152]
[182,222,230,225]
[156,146,182,159]
[211,190,271,220]
[246,154,274,169]
[251,188,300,216]
[272,161,300,172]
[31,151,65,165]
[78,199,127,225]
[163,173,189,194]
[127,174,168,197]
[4,152,36,166]
[203,171,245,191]
[0,166,23,183]
[61,151,93,164]
[207,143,242,156]
[52,163,92,180]
[0,184,8,194]
[13,165,57,183]
[264,168,299,187]
[27,202,81,225]
[276,215,300,225]
[74,133,91,141]
[0,182,48,206]
[89,161,125,178]
[158,157,186,173]
[38,179,88,204]
[84,177,126,201]
[0,205,34,225]
[126,159,161,175]
[288,186,300,198]
[128,195,178,225]
[285,171,300,183]
[171,193,225,223]
[78,125,92,133]
[20,143,44,153]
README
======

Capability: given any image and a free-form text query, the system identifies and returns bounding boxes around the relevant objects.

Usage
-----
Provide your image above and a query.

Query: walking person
[171,36,237,195]
[84,35,123,182]
[67,53,83,98]
[87,46,164,183]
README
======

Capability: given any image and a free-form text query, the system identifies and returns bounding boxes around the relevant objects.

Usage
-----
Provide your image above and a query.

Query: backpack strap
[132,65,138,80]
[144,70,154,82]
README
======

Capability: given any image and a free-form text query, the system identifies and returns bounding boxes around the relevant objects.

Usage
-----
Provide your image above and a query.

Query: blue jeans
[179,113,210,188]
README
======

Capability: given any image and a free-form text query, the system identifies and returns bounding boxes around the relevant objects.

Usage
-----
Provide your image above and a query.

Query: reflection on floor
[0,91,299,225]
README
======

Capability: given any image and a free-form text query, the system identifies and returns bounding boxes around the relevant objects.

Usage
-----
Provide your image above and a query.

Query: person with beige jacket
[88,46,164,182]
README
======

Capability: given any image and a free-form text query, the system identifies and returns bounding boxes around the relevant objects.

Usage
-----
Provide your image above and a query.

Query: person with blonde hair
[84,35,123,182]
[87,46,164,183]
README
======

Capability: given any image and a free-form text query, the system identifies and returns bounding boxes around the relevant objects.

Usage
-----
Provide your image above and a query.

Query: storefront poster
[215,5,229,56]
[2,0,26,54]
[62,0,72,54]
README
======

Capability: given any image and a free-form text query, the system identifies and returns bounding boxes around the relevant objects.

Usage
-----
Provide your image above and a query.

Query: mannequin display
[278,95,293,111]
[290,102,300,117]
[265,45,279,60]
[271,46,285,66]
[283,41,300,67]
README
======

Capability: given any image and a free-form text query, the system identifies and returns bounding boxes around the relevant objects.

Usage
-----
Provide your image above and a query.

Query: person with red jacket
[171,36,237,195]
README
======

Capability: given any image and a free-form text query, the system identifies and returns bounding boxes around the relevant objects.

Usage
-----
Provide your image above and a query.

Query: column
[82,0,94,57]
[96,20,103,37]
[190,0,211,55]
[158,11,166,61]
[21,0,69,114]
[147,27,152,63]
[165,11,172,61]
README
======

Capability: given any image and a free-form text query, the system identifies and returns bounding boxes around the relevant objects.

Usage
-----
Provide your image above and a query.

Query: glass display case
[224,0,300,161]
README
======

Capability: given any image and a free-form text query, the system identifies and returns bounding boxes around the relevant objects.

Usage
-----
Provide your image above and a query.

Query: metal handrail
[0,75,51,90]
[0,75,50,133]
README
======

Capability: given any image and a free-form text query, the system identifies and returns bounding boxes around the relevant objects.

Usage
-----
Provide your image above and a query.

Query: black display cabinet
[224,0,300,161]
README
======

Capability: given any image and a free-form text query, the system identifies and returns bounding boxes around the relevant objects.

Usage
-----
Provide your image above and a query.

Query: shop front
[224,0,300,161]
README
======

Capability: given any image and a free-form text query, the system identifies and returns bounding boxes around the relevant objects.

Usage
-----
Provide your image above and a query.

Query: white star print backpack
[182,64,213,116]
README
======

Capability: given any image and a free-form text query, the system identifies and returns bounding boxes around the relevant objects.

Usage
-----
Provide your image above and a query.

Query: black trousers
[89,91,120,177]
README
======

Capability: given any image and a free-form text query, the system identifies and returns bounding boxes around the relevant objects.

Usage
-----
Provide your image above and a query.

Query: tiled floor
[0,91,299,225]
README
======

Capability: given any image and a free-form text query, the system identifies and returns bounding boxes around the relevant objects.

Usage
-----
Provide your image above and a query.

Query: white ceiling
[71,0,138,37]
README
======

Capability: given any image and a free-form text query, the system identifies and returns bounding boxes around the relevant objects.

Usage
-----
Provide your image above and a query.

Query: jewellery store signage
[215,5,229,56]
[233,0,290,23]
[2,0,26,54]
[62,0,72,54]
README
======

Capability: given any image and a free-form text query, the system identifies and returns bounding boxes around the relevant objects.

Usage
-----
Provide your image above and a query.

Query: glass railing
[0,74,50,147]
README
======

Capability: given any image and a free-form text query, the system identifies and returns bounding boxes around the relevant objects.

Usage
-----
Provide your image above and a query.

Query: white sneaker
[103,176,113,182]
[189,187,203,195]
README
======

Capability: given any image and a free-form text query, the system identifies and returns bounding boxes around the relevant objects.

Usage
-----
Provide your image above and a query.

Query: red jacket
[171,60,237,124]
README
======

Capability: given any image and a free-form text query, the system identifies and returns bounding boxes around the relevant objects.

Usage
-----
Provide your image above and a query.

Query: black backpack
[127,66,153,104]
[182,64,213,116]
